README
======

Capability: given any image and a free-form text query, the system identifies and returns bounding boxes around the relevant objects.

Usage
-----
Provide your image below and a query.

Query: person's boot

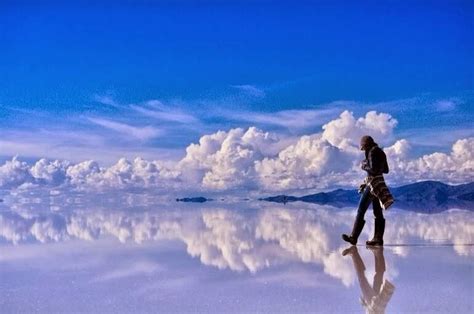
[342,246,366,278]
[366,218,385,246]
[342,245,358,256]
[342,218,365,245]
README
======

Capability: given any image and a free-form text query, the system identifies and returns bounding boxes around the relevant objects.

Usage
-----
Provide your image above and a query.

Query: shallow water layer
[0,200,473,313]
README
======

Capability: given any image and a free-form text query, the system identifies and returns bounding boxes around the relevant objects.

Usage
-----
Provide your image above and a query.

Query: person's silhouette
[342,246,395,314]
[342,135,394,246]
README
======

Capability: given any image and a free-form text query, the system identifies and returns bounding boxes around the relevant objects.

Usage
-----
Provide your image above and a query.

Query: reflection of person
[343,246,395,314]
[342,135,394,246]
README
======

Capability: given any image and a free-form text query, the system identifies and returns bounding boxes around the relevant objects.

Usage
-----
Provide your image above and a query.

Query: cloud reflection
[0,204,472,285]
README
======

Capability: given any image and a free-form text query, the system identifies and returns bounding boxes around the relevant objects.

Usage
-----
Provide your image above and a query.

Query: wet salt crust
[1,199,472,313]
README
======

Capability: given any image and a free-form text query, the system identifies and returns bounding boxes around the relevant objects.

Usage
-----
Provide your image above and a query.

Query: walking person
[342,135,394,246]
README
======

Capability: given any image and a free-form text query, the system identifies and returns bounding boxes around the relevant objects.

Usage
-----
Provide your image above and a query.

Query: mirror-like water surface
[1,199,473,313]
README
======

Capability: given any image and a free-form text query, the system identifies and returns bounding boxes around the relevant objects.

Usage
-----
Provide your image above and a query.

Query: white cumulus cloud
[178,127,281,190]
[322,110,398,152]
[0,111,472,192]
[0,157,34,189]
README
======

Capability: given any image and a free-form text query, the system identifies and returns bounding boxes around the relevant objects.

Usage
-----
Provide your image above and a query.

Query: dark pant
[355,187,384,223]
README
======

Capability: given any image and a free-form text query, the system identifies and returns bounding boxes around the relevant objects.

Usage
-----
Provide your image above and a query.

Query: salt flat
[0,199,472,313]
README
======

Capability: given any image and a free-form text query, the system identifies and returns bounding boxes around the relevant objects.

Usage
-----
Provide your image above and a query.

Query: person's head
[360,135,375,151]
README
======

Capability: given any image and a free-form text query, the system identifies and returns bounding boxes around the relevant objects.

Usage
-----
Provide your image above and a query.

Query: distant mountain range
[260,181,474,212]
[175,181,473,212]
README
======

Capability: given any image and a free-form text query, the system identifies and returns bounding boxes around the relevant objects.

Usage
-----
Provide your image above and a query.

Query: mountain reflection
[343,246,395,314]
[1,203,473,282]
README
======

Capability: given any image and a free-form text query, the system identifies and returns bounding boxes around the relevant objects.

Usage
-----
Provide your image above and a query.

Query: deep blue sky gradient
[1,1,472,109]
[0,1,473,162]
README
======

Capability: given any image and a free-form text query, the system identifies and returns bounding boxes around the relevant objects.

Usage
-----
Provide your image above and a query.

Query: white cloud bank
[1,111,472,192]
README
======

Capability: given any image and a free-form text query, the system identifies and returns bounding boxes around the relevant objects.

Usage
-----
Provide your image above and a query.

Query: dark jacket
[362,144,389,176]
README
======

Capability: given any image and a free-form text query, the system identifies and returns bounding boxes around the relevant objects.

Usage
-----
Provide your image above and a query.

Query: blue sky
[0,0,473,167]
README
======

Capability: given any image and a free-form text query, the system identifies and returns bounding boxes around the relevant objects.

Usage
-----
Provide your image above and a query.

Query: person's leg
[369,246,386,293]
[342,188,371,245]
[356,188,373,223]
[372,197,384,221]
[366,246,396,311]
[366,198,385,246]
[343,246,376,304]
